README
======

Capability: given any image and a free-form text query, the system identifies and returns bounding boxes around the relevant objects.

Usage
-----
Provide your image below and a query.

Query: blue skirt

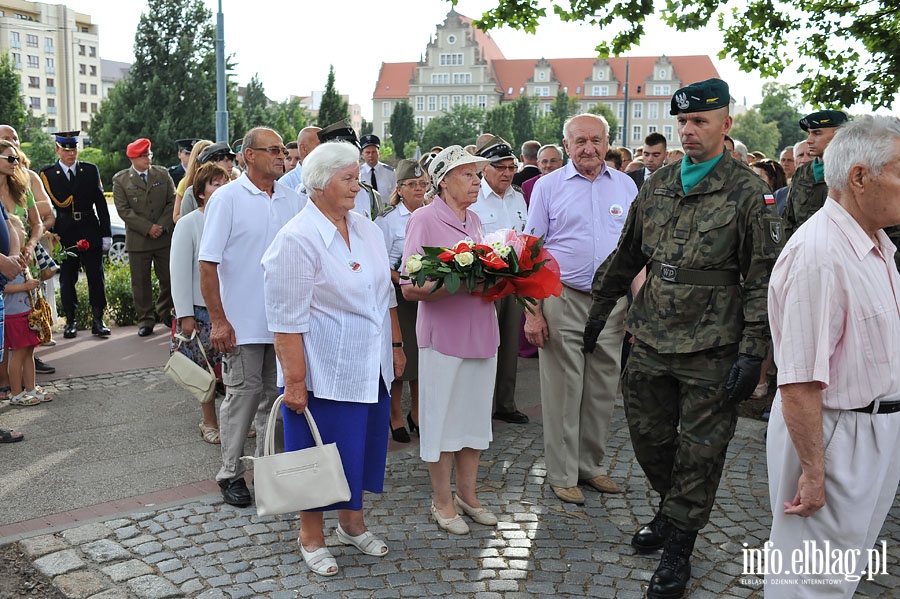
[281,379,390,512]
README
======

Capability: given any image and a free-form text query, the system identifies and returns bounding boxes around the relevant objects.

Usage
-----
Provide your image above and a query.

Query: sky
[68,0,786,120]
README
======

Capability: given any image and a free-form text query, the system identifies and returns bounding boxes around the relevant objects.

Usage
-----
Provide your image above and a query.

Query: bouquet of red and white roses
[404,228,562,312]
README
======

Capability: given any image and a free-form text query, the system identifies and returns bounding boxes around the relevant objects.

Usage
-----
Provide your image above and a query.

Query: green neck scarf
[681,151,724,194]
[812,157,825,183]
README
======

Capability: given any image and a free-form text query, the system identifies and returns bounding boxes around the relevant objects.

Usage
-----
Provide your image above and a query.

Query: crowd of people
[1,76,898,598]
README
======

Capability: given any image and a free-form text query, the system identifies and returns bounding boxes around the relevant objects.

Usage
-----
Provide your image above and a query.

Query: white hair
[538,144,563,159]
[824,115,900,192]
[563,113,609,142]
[732,140,748,161]
[301,142,359,192]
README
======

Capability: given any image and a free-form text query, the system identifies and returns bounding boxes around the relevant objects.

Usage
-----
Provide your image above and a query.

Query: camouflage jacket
[588,152,784,358]
[782,160,827,239]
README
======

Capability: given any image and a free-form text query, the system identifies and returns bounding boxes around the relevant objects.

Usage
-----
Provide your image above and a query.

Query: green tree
[421,104,485,149]
[317,65,349,127]
[242,73,271,129]
[730,109,781,158]
[511,96,535,148]
[271,98,308,144]
[453,0,900,109]
[534,113,562,146]
[757,83,806,152]
[360,119,374,136]
[0,52,27,133]
[587,103,619,144]
[483,104,515,145]
[89,0,239,165]
[77,147,129,187]
[389,100,416,159]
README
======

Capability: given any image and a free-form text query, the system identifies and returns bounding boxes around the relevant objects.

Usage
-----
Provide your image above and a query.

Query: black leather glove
[721,353,764,410]
[582,318,606,354]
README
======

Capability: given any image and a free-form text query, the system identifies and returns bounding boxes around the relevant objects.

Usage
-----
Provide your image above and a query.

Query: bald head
[0,125,19,147]
[297,126,322,163]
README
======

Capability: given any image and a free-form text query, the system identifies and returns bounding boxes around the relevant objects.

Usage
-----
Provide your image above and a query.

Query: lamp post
[215,0,228,142]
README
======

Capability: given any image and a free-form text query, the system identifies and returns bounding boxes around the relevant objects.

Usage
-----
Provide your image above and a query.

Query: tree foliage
[0,52,27,133]
[421,105,485,149]
[317,65,349,127]
[452,0,900,109]
[587,103,619,144]
[242,73,271,129]
[511,96,535,148]
[89,0,242,165]
[730,109,781,158]
[483,104,515,146]
[270,98,308,145]
[757,83,805,152]
[389,101,416,159]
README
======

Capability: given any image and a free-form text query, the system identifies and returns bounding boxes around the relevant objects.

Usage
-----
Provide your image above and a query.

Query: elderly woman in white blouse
[262,141,405,578]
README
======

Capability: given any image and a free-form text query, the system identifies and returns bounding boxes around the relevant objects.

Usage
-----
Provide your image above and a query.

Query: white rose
[453,251,474,267]
[406,254,424,274]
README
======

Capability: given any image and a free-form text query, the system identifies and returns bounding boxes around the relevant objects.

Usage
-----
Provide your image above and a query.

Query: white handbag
[163,331,216,404]
[243,395,351,516]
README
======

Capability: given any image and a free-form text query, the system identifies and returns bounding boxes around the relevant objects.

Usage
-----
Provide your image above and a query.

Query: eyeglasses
[249,146,288,158]
[402,180,428,189]
[489,164,517,172]
[139,152,153,159]
[1,155,19,164]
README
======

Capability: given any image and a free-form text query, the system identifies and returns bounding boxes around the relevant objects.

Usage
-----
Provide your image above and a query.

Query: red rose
[437,250,456,263]
[76,239,90,251]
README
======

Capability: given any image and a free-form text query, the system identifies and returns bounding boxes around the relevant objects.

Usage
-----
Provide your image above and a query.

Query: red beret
[126,138,151,159]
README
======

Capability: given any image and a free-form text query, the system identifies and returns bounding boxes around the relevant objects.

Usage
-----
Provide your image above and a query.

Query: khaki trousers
[539,288,626,487]
[128,246,173,328]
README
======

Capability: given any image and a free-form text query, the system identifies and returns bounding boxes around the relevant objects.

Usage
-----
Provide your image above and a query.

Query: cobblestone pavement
[5,371,900,598]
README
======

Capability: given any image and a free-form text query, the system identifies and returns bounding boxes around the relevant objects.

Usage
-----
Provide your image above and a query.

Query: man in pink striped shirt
[766,115,900,596]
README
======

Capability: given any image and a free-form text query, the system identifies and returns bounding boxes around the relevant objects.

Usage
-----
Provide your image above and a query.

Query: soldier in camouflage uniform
[782,110,847,239]
[583,79,784,599]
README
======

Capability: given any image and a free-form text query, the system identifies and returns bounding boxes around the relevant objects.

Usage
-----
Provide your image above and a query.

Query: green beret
[670,78,730,115]
[395,159,425,181]
[799,110,848,131]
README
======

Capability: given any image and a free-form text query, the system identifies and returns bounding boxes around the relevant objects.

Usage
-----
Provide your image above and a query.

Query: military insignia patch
[675,92,690,110]
[764,193,775,205]
[769,221,783,244]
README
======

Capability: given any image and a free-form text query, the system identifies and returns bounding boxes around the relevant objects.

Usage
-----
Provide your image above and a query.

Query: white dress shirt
[374,201,413,270]
[262,200,397,403]
[471,177,527,234]
[360,162,396,199]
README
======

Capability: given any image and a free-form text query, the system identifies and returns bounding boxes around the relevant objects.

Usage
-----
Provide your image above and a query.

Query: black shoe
[391,426,411,443]
[63,321,77,338]
[218,478,252,507]
[162,314,173,329]
[34,357,56,375]
[647,526,696,599]
[632,512,672,552]
[92,318,111,337]
[138,326,154,337]
[493,410,530,424]
[406,412,419,435]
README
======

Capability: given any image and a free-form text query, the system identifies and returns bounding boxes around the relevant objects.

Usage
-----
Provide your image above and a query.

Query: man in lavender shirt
[524,113,642,505]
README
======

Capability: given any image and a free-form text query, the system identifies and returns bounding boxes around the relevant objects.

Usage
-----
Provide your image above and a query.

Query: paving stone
[20,534,70,558]
[62,523,112,545]
[88,590,131,599]
[34,550,85,577]
[132,542,164,557]
[125,574,183,599]
[82,539,131,564]
[102,559,154,583]
[53,570,108,598]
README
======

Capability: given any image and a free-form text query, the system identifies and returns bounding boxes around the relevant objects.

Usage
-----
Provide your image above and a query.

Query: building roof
[373,62,418,100]
[101,59,131,83]
[456,12,505,64]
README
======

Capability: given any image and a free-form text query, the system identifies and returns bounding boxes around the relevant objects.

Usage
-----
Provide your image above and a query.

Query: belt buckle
[72,211,81,221]
[659,263,678,283]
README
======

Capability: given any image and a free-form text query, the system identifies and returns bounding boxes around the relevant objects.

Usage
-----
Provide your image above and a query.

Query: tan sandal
[199,421,220,444]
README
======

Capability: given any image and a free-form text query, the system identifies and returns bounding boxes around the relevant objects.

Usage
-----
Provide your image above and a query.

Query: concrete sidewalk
[1,341,898,597]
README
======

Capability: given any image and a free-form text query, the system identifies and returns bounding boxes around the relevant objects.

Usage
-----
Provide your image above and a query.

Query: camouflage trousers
[623,340,739,533]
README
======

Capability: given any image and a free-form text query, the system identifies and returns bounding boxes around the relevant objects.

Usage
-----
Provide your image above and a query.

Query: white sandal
[297,539,338,577]
[27,386,53,403]
[336,525,388,556]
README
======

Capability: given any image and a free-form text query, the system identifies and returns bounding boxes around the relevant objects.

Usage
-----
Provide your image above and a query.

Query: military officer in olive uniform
[39,131,112,338]
[781,110,847,239]
[112,138,176,337]
[584,79,784,599]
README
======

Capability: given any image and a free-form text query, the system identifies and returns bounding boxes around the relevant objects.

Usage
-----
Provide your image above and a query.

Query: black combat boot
[646,526,696,599]
[632,511,672,552]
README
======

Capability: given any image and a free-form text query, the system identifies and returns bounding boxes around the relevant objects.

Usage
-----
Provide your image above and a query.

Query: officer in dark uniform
[359,134,396,199]
[317,121,383,219]
[167,138,198,188]
[781,110,847,238]
[39,131,111,338]
[584,79,784,599]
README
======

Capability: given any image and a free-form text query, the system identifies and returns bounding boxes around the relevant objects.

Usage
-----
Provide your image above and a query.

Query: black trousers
[60,247,106,322]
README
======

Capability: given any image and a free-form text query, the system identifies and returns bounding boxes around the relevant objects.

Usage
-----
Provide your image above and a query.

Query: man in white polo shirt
[199,127,304,507]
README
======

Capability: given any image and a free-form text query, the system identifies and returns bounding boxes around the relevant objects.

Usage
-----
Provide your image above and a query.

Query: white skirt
[418,347,497,462]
